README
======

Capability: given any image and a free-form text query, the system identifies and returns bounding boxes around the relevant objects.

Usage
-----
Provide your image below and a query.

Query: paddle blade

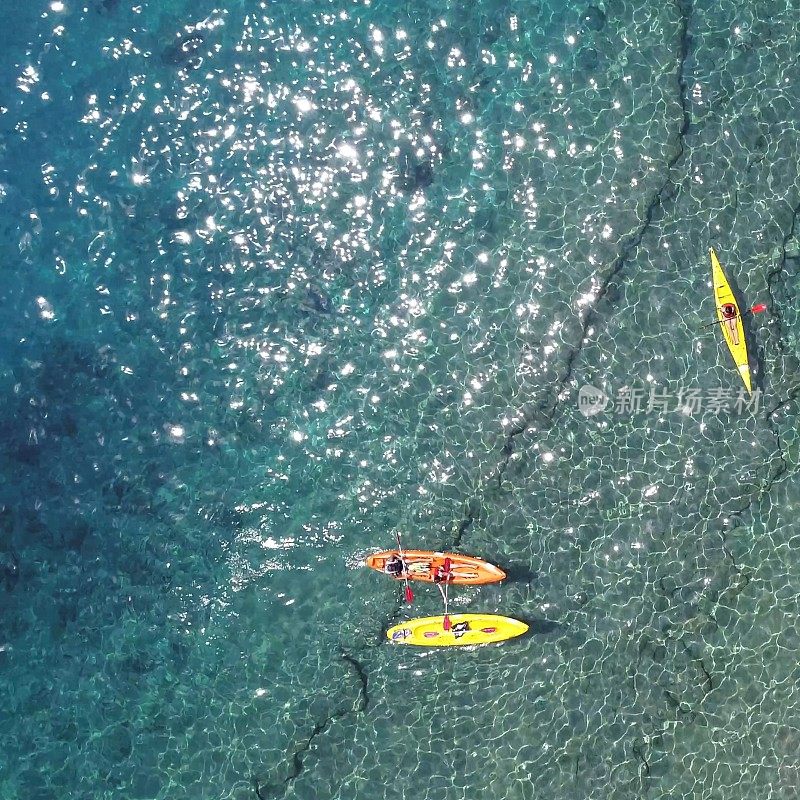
[443,557,452,571]
[751,303,767,313]
[404,584,414,603]
[443,614,451,631]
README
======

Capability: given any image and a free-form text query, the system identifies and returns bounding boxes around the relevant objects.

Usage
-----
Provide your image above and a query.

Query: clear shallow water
[1,0,799,798]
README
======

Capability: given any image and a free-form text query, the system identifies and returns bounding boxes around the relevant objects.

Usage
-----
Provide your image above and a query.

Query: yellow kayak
[710,247,751,394]
[387,614,528,647]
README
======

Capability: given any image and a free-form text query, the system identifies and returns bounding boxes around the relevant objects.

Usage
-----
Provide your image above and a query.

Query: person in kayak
[721,302,740,345]
[432,562,454,583]
[384,554,406,577]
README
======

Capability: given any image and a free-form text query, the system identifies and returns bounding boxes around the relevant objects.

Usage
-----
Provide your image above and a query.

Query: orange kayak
[365,550,506,585]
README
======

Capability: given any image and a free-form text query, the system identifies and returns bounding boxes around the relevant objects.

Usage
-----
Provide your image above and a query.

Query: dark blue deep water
[1,0,799,798]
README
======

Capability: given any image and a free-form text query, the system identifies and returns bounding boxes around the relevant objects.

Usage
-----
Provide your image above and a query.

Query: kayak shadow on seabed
[499,566,559,635]
[503,564,539,584]
[519,618,560,635]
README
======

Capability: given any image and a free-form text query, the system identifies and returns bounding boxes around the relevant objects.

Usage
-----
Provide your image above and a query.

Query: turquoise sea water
[1,0,800,797]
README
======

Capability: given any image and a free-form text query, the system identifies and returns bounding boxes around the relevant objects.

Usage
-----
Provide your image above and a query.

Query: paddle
[395,532,413,604]
[701,303,767,329]
[440,557,452,631]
